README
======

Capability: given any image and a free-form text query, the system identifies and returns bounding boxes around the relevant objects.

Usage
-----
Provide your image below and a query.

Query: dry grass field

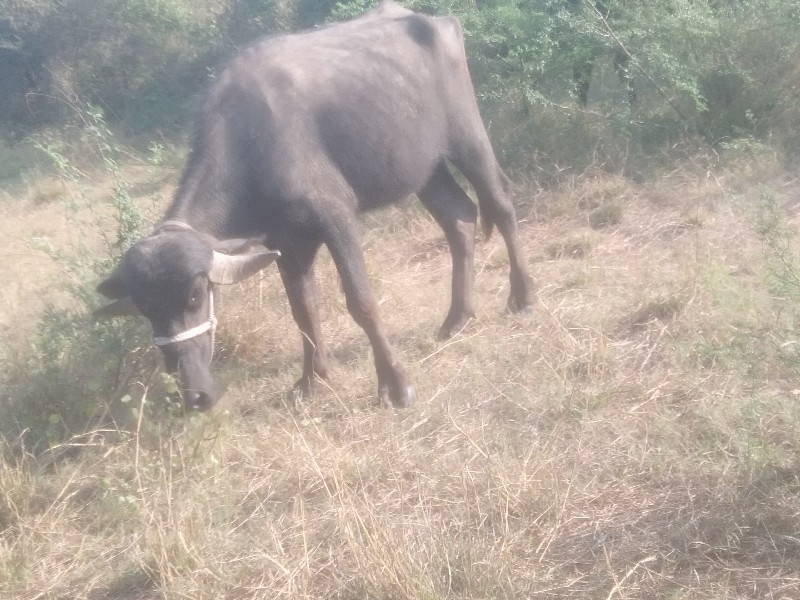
[2,144,800,598]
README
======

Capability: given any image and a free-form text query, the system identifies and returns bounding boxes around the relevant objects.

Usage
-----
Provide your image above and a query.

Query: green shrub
[4,0,800,164]
[0,0,222,132]
[755,189,800,384]
[0,106,160,452]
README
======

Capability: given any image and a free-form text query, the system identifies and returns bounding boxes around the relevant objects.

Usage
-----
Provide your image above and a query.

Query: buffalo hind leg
[324,216,415,408]
[456,154,535,314]
[419,162,478,339]
[278,241,330,397]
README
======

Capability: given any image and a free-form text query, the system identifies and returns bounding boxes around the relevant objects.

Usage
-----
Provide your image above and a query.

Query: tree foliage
[0,0,223,132]
[1,0,799,165]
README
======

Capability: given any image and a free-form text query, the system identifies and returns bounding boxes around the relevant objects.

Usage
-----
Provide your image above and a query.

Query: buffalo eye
[187,281,205,311]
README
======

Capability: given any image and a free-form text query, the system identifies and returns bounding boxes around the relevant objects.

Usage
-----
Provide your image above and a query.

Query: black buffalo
[96,2,534,410]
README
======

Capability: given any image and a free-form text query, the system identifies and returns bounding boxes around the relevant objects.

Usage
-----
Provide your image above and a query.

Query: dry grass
[2,156,800,599]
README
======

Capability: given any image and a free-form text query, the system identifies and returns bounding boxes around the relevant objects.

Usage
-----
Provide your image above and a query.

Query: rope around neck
[152,290,218,363]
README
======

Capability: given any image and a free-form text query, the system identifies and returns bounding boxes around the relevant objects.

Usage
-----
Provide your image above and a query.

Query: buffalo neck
[165,164,247,242]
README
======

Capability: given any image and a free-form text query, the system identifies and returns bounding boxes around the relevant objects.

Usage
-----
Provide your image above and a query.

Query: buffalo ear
[95,265,140,318]
[208,249,281,285]
[94,296,141,318]
[97,268,129,299]
[92,265,140,318]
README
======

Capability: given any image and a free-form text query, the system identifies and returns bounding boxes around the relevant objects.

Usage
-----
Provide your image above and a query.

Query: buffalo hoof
[438,313,475,340]
[293,375,327,399]
[506,295,534,315]
[379,383,416,409]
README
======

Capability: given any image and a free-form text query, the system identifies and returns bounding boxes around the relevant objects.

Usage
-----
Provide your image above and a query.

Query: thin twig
[606,554,657,600]
[582,0,691,123]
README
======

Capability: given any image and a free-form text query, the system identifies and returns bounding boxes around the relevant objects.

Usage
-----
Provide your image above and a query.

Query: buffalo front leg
[419,162,478,339]
[325,218,415,408]
[278,243,330,397]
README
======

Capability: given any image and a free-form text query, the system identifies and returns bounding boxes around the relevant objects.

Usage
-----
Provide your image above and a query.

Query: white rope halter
[152,290,218,361]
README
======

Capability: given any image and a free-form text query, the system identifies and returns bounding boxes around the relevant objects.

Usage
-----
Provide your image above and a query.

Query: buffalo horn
[208,250,281,285]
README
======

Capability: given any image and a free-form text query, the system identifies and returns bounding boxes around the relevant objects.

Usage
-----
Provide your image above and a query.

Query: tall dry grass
[2,153,800,598]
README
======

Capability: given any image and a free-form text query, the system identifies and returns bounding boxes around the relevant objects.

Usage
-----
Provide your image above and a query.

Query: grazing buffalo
[96,1,534,410]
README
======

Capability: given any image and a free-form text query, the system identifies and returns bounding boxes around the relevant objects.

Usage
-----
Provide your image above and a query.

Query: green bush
[0,107,160,453]
[755,189,800,385]
[2,1,799,167]
[0,0,222,132]
[373,0,800,171]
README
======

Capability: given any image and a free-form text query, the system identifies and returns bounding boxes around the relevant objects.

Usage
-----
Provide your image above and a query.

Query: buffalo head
[95,224,280,410]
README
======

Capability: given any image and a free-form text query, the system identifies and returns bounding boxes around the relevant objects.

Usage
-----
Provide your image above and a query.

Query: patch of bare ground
[2,159,800,599]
